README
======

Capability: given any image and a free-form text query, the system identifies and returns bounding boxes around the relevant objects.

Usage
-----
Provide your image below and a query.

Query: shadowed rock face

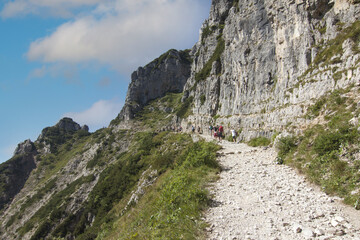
[0,140,37,211]
[116,49,192,122]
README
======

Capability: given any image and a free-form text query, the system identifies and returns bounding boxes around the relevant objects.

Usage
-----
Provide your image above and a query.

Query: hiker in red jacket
[218,125,223,142]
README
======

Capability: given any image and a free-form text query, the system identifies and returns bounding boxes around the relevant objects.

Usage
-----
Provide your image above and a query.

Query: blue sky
[0,0,211,163]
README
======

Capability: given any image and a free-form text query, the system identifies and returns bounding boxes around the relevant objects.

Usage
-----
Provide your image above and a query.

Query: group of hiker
[190,124,238,142]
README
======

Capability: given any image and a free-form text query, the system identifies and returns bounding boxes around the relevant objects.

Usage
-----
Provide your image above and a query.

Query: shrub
[182,141,220,169]
[307,97,326,118]
[276,136,297,157]
[200,95,206,105]
[313,131,343,156]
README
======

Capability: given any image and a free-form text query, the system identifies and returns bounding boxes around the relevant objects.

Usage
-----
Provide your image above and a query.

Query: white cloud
[24,0,209,74]
[63,99,123,131]
[1,0,107,18]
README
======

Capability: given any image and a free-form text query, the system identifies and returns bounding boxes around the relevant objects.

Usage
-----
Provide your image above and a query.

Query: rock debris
[204,139,360,240]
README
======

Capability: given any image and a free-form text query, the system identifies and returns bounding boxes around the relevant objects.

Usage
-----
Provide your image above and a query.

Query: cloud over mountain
[19,0,209,74]
[63,98,123,130]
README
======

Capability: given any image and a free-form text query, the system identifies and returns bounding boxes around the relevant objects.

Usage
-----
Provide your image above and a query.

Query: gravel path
[204,138,360,240]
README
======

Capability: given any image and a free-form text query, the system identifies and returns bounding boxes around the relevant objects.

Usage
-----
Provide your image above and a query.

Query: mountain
[1,0,360,239]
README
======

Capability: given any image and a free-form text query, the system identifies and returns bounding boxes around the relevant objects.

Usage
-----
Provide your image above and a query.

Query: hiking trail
[201,135,360,240]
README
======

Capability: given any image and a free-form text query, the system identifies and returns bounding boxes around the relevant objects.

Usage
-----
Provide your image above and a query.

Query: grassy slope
[277,86,360,209]
[6,92,219,240]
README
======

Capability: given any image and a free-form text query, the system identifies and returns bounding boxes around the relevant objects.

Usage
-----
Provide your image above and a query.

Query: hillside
[1,0,360,239]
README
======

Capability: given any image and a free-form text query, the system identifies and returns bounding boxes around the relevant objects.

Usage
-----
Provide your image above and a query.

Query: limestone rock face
[182,0,360,138]
[116,49,192,123]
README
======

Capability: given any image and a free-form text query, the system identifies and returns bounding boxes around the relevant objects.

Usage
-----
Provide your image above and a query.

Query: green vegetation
[213,114,220,121]
[39,119,90,153]
[247,136,271,147]
[277,87,360,209]
[201,25,216,44]
[14,128,221,240]
[146,49,192,71]
[176,96,194,119]
[134,93,194,128]
[200,94,206,105]
[96,135,221,240]
[315,21,360,65]
[303,20,360,78]
[276,136,297,158]
[18,175,95,238]
[37,136,91,185]
[195,35,225,82]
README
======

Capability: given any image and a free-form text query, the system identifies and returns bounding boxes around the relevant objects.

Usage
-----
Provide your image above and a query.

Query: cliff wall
[116,49,192,125]
[182,0,360,139]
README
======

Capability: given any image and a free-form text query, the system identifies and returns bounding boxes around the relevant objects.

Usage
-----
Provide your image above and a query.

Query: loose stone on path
[204,138,360,240]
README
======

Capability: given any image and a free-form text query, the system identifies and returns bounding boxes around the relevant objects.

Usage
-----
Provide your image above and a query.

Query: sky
[0,0,211,163]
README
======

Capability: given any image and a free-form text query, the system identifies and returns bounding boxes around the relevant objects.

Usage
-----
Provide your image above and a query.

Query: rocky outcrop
[13,139,36,156]
[115,49,192,124]
[55,117,81,132]
[37,117,89,153]
[38,117,87,140]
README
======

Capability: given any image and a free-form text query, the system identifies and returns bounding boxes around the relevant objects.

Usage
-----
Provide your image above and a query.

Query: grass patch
[135,92,193,125]
[247,137,271,147]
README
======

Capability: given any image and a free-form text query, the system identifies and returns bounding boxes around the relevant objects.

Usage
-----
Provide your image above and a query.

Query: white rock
[315,228,325,236]
[334,216,345,223]
[302,228,315,238]
[331,219,340,227]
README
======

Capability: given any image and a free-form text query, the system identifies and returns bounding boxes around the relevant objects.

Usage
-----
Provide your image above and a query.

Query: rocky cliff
[116,49,192,124]
[181,0,360,139]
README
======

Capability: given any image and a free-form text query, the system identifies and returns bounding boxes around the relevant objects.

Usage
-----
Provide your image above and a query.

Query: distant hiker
[218,125,224,142]
[192,125,195,133]
[214,126,218,138]
[209,125,213,135]
[197,126,202,134]
[231,129,237,142]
